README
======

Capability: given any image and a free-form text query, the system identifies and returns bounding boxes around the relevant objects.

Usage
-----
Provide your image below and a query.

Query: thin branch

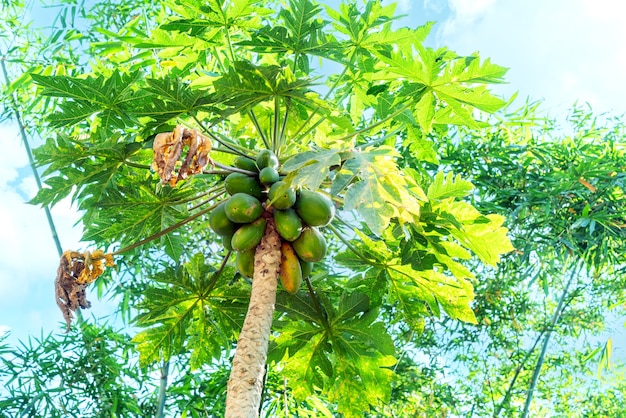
[1,54,63,256]
[494,328,547,417]
[156,359,170,418]
[521,262,581,418]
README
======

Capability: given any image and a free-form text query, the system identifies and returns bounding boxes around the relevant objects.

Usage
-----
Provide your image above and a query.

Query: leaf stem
[212,161,257,176]
[1,54,63,257]
[292,52,356,140]
[304,276,332,333]
[249,110,271,149]
[205,250,233,295]
[334,104,410,143]
[123,160,151,170]
[326,223,377,266]
[278,98,291,152]
[192,116,251,157]
[111,196,224,256]
[273,96,280,153]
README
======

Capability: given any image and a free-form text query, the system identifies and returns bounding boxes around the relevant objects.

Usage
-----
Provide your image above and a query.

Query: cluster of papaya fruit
[209,149,335,294]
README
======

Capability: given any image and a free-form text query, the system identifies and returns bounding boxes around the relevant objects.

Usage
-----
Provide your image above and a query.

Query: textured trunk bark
[225,213,282,418]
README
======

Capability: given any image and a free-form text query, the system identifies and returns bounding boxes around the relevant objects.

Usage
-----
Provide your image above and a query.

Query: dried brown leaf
[152,125,213,186]
[54,250,115,332]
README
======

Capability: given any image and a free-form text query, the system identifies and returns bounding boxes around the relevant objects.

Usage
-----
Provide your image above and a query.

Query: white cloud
[397,0,412,13]
[442,0,497,34]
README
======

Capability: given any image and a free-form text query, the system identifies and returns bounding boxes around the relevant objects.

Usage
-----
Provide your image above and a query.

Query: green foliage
[132,253,248,369]
[0,323,156,417]
[0,0,558,415]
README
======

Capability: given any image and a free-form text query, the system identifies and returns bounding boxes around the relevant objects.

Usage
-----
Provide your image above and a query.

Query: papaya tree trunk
[225,213,281,417]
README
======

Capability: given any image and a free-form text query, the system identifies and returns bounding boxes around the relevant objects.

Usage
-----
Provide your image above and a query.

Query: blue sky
[1,0,625,354]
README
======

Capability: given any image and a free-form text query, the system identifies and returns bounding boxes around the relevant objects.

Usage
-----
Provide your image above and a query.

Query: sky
[1,0,625,353]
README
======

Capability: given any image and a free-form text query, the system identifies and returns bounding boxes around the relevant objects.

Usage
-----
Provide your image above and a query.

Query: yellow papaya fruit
[279,241,303,294]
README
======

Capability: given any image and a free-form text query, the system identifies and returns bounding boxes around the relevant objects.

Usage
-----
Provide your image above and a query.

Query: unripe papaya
[279,242,303,294]
[236,248,255,278]
[224,193,263,223]
[231,217,267,252]
[256,149,279,170]
[233,156,259,173]
[292,227,327,262]
[225,172,263,199]
[259,166,280,185]
[209,202,238,236]
[274,208,303,242]
[300,259,313,278]
[268,181,296,210]
[295,190,335,227]
[222,230,235,251]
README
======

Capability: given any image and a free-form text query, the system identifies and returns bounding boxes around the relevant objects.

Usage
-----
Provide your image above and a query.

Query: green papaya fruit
[292,227,327,262]
[233,156,259,173]
[224,193,263,223]
[222,231,234,251]
[279,242,303,294]
[274,208,303,242]
[268,181,296,210]
[236,249,255,278]
[259,166,280,185]
[256,149,279,170]
[225,172,263,199]
[209,202,238,236]
[294,190,335,227]
[300,259,313,278]
[231,217,267,252]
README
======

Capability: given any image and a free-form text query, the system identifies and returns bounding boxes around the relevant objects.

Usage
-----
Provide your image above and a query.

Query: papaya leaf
[427,171,475,200]
[342,146,423,235]
[327,354,396,418]
[32,71,145,129]
[132,254,247,367]
[388,264,477,324]
[435,199,514,266]
[282,149,342,190]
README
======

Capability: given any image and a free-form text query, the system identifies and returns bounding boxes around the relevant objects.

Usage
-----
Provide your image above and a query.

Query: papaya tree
[25,0,515,415]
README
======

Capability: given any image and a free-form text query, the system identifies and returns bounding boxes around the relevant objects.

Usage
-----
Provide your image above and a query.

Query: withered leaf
[55,250,115,332]
[152,125,213,186]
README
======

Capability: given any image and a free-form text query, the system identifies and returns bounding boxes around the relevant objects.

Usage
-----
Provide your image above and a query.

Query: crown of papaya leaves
[55,250,115,332]
[152,125,214,186]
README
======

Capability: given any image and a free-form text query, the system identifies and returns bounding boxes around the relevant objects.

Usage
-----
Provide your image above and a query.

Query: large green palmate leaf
[132,253,248,368]
[272,291,395,416]
[32,71,147,130]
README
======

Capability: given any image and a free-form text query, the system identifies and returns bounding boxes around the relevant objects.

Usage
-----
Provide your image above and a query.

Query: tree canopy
[0,0,624,417]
